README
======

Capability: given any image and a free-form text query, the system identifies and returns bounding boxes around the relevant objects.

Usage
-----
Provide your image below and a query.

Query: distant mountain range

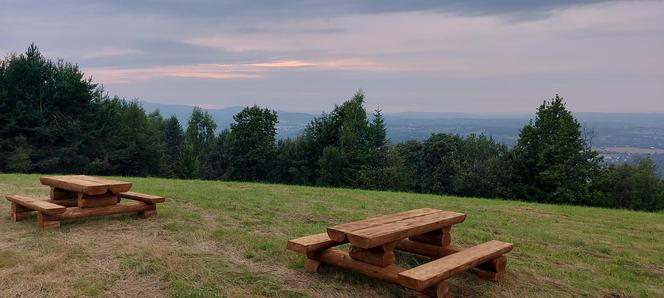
[140,101,664,149]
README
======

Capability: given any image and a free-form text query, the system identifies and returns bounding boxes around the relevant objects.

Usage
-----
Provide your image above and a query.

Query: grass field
[0,174,663,297]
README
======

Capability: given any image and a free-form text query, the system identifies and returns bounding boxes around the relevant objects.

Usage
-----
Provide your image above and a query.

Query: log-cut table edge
[328,208,466,249]
[40,175,132,195]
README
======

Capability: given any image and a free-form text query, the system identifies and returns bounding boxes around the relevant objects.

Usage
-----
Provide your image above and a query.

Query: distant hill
[140,101,664,175]
[140,100,664,148]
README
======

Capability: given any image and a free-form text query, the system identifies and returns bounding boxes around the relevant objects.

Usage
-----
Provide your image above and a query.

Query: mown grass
[0,173,663,297]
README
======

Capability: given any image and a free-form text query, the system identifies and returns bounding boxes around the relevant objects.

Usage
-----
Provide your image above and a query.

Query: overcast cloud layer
[1,0,662,113]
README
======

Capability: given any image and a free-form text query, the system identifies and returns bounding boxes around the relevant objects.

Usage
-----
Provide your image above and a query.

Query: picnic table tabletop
[327,208,466,249]
[40,175,132,196]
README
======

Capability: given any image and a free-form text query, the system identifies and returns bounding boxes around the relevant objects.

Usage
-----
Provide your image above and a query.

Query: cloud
[83,47,144,59]
[86,59,384,83]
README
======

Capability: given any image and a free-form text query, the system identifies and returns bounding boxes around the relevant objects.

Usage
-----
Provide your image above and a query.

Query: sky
[0,0,662,113]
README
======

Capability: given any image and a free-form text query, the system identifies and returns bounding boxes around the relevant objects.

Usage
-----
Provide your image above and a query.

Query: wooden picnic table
[288,208,513,298]
[6,175,165,230]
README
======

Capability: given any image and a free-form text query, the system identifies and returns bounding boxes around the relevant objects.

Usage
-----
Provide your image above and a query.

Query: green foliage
[182,107,216,177]
[1,44,662,211]
[161,116,184,177]
[595,157,664,211]
[510,95,602,205]
[5,136,32,172]
[224,105,278,181]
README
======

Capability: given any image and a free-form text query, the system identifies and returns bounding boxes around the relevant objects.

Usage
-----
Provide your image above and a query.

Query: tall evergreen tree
[182,107,217,177]
[161,115,184,177]
[510,95,602,204]
[224,105,278,181]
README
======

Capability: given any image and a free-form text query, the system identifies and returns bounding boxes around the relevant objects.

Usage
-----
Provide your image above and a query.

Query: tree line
[2,45,663,211]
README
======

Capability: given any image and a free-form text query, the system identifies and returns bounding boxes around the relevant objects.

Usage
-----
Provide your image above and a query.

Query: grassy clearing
[0,173,662,297]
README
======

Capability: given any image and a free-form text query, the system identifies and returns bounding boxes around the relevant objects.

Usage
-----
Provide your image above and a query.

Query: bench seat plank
[398,240,513,291]
[6,195,67,215]
[287,233,344,254]
[119,191,165,204]
[327,208,443,242]
[347,211,466,249]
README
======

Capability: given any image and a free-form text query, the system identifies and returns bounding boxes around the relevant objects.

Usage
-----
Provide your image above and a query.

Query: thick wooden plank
[410,227,452,247]
[304,259,321,273]
[396,239,507,273]
[50,187,77,200]
[327,208,443,242]
[40,176,109,195]
[37,213,60,231]
[11,203,33,222]
[77,193,119,208]
[398,240,513,291]
[72,175,132,193]
[46,198,78,207]
[119,191,166,204]
[6,195,66,215]
[346,211,466,249]
[287,233,344,254]
[397,239,462,258]
[54,201,155,220]
[314,248,406,285]
[349,242,396,267]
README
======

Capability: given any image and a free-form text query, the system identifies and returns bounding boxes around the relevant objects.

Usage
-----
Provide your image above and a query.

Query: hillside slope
[0,174,662,297]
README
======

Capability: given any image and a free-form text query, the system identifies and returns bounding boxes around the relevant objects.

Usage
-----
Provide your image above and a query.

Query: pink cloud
[84,47,144,59]
[86,59,384,84]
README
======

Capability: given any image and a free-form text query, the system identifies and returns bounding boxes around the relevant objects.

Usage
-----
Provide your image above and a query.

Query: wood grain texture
[348,242,397,267]
[396,239,508,274]
[314,248,406,285]
[37,213,60,231]
[50,187,77,200]
[398,240,513,291]
[119,191,166,204]
[53,202,155,220]
[304,259,321,273]
[287,233,344,254]
[6,195,66,215]
[346,211,466,249]
[11,202,33,222]
[70,175,132,193]
[40,176,109,195]
[40,175,131,195]
[77,193,119,208]
[327,208,443,242]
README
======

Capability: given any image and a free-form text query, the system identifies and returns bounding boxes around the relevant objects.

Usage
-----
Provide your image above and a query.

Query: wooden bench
[287,209,513,297]
[398,240,513,291]
[119,191,166,204]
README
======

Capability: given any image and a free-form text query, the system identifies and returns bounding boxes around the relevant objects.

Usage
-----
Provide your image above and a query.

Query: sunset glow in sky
[1,0,662,112]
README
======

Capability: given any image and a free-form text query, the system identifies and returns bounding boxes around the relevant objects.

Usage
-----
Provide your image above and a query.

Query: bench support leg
[11,203,33,222]
[37,213,60,231]
[138,204,157,218]
[423,281,449,298]
[304,258,321,273]
[474,255,507,281]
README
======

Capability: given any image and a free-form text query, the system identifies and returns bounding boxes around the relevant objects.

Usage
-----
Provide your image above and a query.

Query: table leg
[349,241,397,267]
[50,187,77,200]
[409,227,452,247]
